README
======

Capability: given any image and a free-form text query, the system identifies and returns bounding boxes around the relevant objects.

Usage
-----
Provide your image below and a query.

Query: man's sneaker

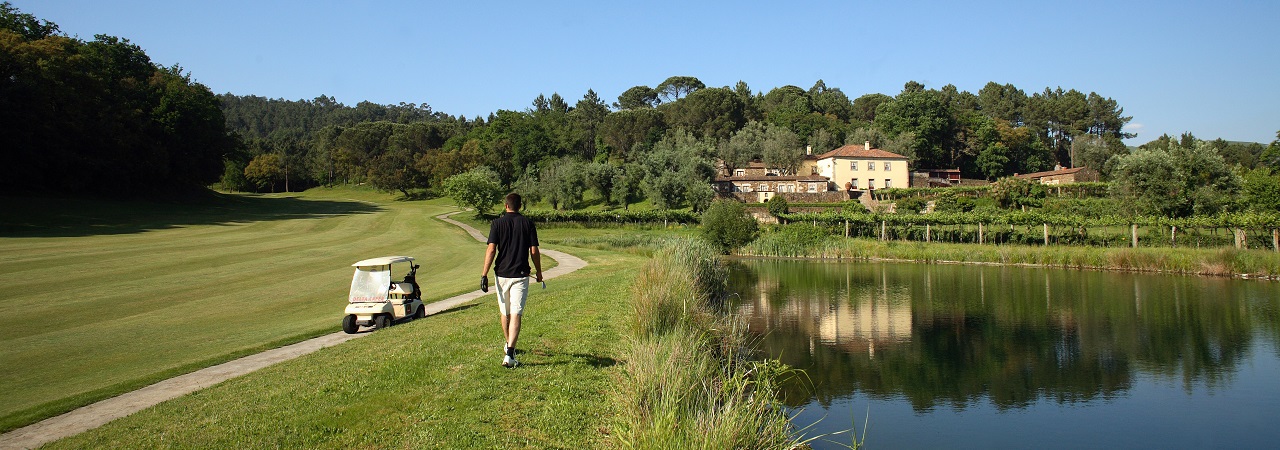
[508,356,520,368]
[502,354,514,368]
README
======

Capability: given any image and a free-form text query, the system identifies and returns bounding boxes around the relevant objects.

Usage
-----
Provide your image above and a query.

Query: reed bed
[614,239,806,449]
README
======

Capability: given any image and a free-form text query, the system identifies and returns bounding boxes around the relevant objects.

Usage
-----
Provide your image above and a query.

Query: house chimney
[864,141,870,151]
[806,145,812,155]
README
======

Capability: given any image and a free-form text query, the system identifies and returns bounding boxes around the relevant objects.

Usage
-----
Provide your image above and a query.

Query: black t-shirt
[487,212,539,278]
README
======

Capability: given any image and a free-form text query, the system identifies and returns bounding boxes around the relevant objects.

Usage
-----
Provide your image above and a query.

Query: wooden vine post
[844,220,849,238]
[1171,225,1177,247]
[978,222,985,245]
[1234,229,1245,249]
[1043,223,1049,246]
[880,220,887,241]
[1131,224,1138,248]
[1273,229,1279,252]
[926,223,931,242]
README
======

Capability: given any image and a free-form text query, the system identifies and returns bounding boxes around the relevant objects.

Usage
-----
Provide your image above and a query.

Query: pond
[725,259,1280,449]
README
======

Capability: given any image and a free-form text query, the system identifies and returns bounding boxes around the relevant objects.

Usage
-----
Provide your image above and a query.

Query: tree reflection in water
[726,259,1276,412]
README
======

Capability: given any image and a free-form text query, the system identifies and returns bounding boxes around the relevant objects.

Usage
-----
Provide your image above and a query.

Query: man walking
[481,193,543,368]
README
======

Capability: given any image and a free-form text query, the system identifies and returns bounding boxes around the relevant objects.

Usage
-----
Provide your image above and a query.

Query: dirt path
[0,211,586,450]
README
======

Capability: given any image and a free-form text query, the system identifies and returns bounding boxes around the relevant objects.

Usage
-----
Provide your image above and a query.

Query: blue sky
[18,1,1280,145]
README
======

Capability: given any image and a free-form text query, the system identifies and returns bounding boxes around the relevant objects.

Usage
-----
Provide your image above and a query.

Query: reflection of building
[738,266,912,356]
[816,292,912,356]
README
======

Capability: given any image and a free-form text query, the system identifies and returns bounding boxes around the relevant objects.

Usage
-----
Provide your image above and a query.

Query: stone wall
[720,191,854,203]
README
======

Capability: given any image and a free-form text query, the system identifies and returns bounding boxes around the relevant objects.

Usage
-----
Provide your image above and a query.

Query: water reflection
[727,259,1278,412]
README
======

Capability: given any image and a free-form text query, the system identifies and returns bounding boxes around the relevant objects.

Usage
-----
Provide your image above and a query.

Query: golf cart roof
[351,256,415,267]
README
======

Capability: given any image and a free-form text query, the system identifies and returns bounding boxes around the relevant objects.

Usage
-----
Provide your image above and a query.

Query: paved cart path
[0,211,586,450]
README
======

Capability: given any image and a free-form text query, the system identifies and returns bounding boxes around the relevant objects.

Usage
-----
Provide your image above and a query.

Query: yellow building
[816,142,910,191]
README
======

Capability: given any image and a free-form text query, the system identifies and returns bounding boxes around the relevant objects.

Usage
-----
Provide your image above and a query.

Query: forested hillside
[4,2,1276,205]
[0,3,232,196]
[216,77,1150,201]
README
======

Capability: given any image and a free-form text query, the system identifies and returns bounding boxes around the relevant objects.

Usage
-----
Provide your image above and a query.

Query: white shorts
[495,276,529,316]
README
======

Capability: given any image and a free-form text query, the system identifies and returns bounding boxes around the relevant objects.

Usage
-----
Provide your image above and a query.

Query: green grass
[44,247,643,449]
[739,231,1280,278]
[613,239,802,449]
[0,187,491,432]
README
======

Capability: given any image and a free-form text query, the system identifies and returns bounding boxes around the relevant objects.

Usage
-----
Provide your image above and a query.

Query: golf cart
[342,256,424,334]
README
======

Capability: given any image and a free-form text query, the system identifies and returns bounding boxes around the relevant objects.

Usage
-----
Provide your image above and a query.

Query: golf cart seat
[390,282,415,296]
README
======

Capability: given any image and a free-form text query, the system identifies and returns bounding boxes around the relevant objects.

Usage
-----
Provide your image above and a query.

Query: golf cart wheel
[414,304,426,319]
[342,315,358,334]
[374,314,391,329]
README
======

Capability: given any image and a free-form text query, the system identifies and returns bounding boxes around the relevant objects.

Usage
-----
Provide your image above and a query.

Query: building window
[868,179,875,189]
[851,161,858,171]
[852,178,859,189]
[734,169,745,177]
[758,183,768,192]
[807,183,817,193]
[885,179,892,188]
[884,162,891,171]
[868,162,875,171]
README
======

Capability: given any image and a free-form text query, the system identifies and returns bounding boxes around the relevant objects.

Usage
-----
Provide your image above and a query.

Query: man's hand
[480,275,489,293]
[534,272,543,283]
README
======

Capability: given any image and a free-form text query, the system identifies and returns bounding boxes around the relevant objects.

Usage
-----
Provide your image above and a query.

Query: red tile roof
[714,174,830,182]
[1015,166,1087,179]
[817,144,907,160]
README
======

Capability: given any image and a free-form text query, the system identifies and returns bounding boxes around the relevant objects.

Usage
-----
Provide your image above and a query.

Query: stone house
[712,173,832,203]
[1015,166,1099,184]
[815,142,910,191]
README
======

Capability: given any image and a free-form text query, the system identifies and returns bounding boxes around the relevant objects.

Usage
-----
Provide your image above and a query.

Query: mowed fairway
[0,188,486,431]
[41,246,638,449]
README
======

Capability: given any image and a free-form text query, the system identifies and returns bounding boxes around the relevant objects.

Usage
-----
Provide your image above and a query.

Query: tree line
[1,3,233,196]
[216,75,1155,209]
[6,2,1277,209]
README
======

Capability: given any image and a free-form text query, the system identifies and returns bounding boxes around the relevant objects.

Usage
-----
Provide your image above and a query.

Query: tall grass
[740,226,1280,279]
[615,239,803,449]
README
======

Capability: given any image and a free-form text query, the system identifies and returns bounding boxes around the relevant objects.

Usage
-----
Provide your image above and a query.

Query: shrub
[933,191,975,213]
[766,196,789,216]
[843,200,867,214]
[895,196,928,214]
[991,176,1045,209]
[441,166,503,216]
[700,199,759,254]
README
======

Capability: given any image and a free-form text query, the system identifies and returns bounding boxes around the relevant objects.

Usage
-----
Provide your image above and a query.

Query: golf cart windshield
[349,267,391,303]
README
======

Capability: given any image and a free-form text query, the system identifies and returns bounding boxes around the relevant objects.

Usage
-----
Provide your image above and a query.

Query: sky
[17,0,1280,145]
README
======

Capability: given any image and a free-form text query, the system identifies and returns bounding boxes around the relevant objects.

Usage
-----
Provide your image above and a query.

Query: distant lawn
[0,187,489,432]
[44,247,643,449]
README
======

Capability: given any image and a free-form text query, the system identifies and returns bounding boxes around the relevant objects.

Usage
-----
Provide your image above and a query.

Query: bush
[441,166,504,216]
[766,196,789,216]
[991,176,1045,209]
[700,199,759,254]
[933,191,975,213]
[895,196,928,214]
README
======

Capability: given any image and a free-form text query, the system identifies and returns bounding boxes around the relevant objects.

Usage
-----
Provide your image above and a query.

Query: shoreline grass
[614,239,802,449]
[742,226,1280,280]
